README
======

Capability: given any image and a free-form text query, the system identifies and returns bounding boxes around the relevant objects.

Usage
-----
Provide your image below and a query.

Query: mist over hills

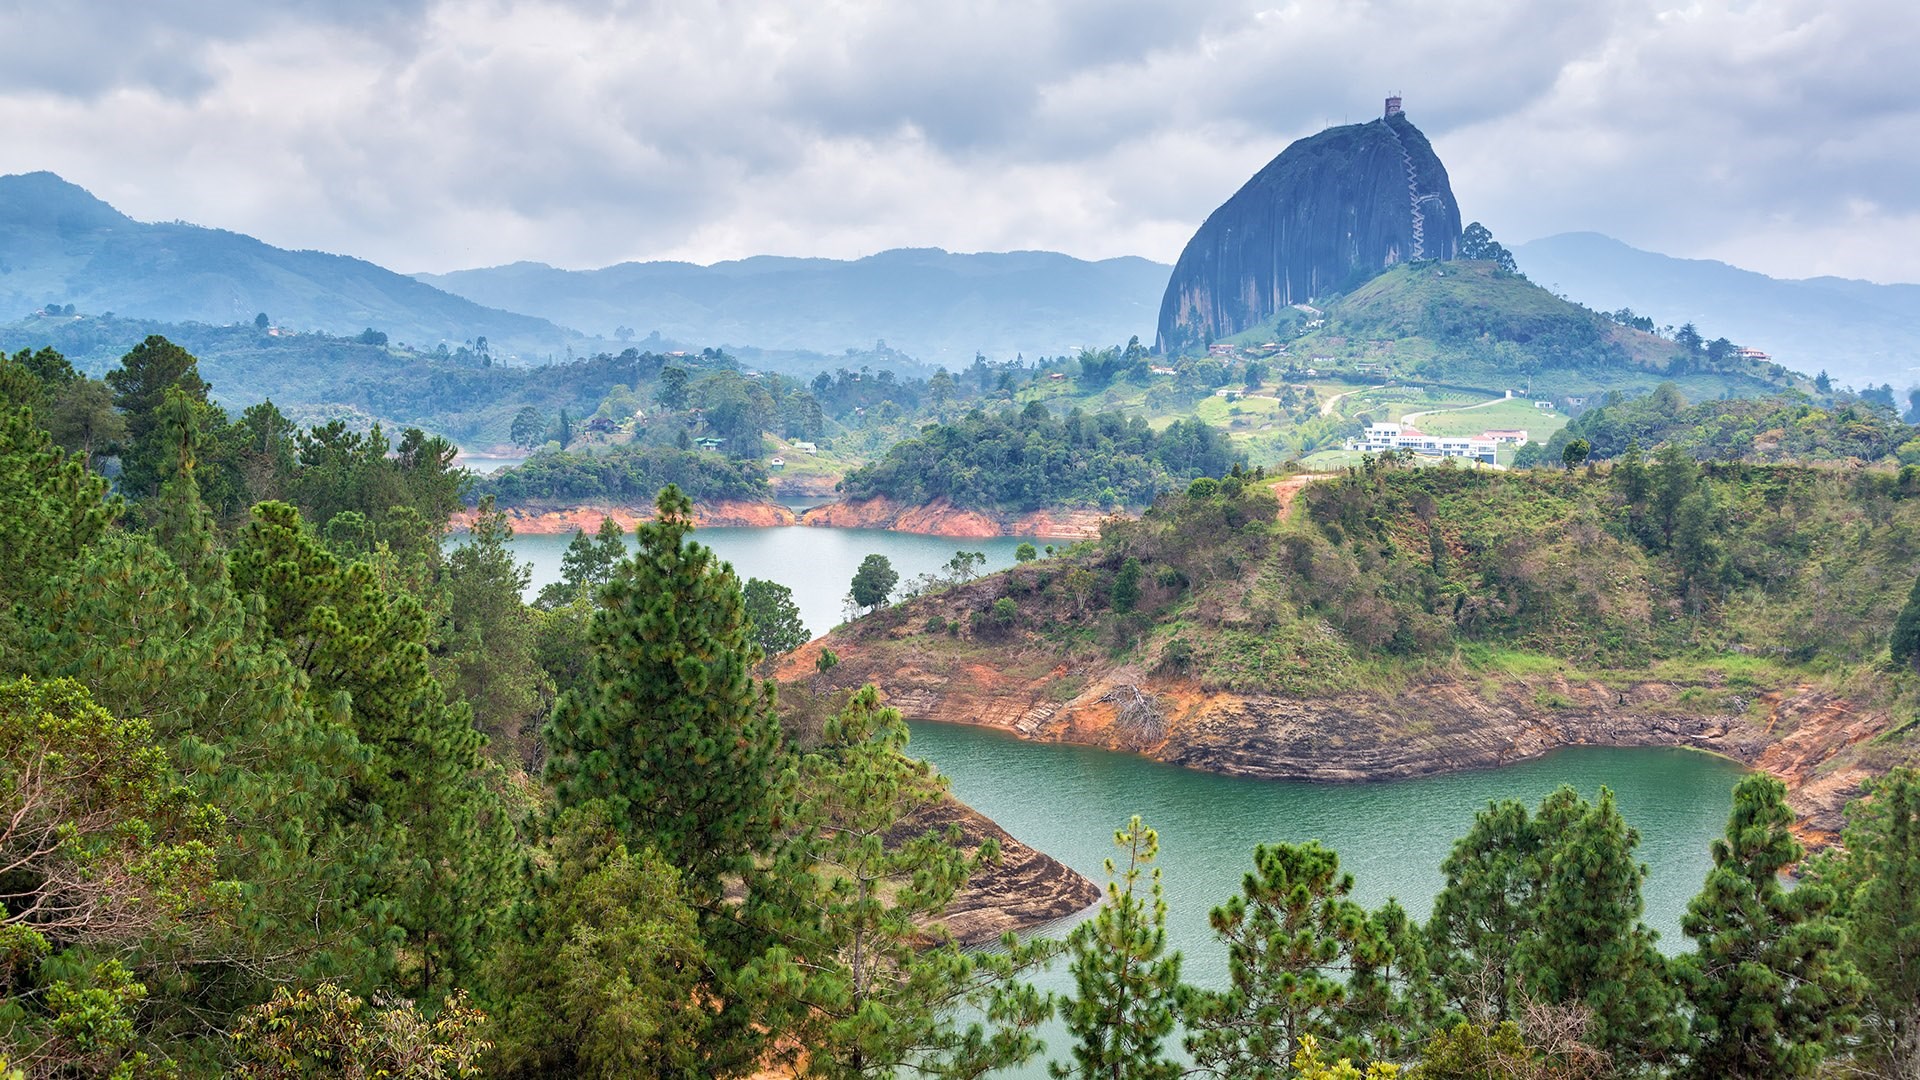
[1515,232,1920,390]
[415,248,1170,365]
[0,171,578,358]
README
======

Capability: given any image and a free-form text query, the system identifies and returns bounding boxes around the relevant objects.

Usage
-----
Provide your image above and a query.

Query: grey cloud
[0,0,1914,282]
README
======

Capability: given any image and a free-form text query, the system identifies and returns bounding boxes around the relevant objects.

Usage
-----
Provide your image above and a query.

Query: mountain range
[3,170,1916,388]
[415,248,1169,365]
[0,171,577,358]
[1514,232,1920,390]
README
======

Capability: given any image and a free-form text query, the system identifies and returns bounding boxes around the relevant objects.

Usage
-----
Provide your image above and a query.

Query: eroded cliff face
[450,499,798,534]
[1156,112,1463,356]
[781,639,1890,848]
[911,797,1100,944]
[798,496,1112,540]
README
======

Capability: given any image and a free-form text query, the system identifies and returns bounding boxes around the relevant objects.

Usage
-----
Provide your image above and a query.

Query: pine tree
[1052,816,1183,1080]
[103,335,211,498]
[1515,788,1683,1069]
[231,500,514,996]
[1183,841,1392,1077]
[1676,773,1861,1079]
[543,484,787,900]
[776,686,1056,1079]
[1891,574,1920,670]
[1427,798,1548,1022]
[1822,768,1920,1076]
[440,496,546,756]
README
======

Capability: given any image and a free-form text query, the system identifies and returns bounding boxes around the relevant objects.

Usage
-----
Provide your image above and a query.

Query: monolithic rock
[1157,106,1462,355]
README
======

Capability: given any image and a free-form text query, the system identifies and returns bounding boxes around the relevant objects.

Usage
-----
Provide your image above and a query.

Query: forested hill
[418,247,1170,365]
[836,404,1238,511]
[0,314,729,443]
[1285,259,1809,401]
[1559,385,1916,465]
[0,171,578,356]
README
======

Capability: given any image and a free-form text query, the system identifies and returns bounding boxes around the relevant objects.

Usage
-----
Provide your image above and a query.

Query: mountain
[0,171,578,358]
[416,247,1169,365]
[1513,232,1920,389]
[1157,105,1463,356]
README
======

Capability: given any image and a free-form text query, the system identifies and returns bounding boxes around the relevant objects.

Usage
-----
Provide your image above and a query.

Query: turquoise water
[503,525,1038,638]
[487,523,1749,1075]
[905,722,1745,1076]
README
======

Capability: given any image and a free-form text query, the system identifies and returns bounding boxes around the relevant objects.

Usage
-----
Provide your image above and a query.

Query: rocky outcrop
[782,641,1893,849]
[452,499,798,534]
[907,797,1100,944]
[1156,110,1462,356]
[799,496,1112,540]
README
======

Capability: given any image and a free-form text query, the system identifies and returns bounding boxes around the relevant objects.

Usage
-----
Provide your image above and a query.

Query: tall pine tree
[543,484,787,900]
[1052,816,1183,1080]
[1676,773,1860,1079]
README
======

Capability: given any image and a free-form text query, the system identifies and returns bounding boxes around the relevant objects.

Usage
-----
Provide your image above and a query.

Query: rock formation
[1156,104,1463,356]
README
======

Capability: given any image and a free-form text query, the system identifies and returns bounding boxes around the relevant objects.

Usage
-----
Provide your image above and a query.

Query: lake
[485,522,1749,1075]
[503,525,1040,637]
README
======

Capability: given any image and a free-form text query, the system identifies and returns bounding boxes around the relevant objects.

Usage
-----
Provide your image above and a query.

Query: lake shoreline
[781,639,1888,851]
[459,496,1120,540]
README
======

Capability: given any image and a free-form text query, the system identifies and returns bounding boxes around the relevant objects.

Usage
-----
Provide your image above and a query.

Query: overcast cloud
[1,0,1914,282]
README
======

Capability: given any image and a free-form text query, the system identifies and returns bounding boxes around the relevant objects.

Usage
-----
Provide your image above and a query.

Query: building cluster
[1348,422,1533,464]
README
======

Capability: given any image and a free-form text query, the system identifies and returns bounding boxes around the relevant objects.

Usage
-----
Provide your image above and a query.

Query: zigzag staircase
[1383,120,1426,261]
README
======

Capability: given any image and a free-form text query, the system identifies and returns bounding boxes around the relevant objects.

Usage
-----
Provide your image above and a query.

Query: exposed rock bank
[798,496,1111,540]
[911,797,1099,944]
[452,499,799,534]
[783,641,1892,848]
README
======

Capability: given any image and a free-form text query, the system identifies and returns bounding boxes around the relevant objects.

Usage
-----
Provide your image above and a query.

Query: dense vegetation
[839,403,1237,511]
[1552,384,1916,465]
[6,334,1920,1078]
[479,444,769,506]
[1279,261,1806,403]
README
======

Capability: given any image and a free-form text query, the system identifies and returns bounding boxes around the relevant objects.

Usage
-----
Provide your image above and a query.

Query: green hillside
[1238,260,1810,402]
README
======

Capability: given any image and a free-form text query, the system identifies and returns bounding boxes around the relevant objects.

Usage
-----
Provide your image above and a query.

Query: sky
[1,1,1915,283]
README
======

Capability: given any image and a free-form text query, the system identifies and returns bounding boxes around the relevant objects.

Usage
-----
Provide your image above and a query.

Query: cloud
[0,0,1913,282]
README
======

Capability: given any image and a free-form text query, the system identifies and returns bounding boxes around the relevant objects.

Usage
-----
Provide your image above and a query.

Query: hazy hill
[1514,232,1920,389]
[0,171,579,358]
[416,247,1170,365]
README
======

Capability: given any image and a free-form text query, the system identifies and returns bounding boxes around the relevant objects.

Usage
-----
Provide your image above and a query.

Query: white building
[1355,422,1497,463]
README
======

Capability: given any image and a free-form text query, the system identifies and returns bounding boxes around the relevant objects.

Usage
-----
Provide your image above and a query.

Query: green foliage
[1182,841,1400,1077]
[772,687,1057,1078]
[1892,573,1920,670]
[440,498,547,758]
[483,804,707,1079]
[1052,816,1183,1080]
[227,983,490,1079]
[1675,773,1861,1078]
[1513,789,1682,1068]
[1568,389,1911,465]
[743,577,810,657]
[0,404,120,623]
[481,443,768,509]
[1110,557,1142,615]
[0,677,226,949]
[1458,222,1517,275]
[537,515,627,608]
[1815,767,1920,1075]
[104,335,211,498]
[840,405,1234,512]
[231,501,514,996]
[850,553,899,613]
[543,484,787,899]
[1015,541,1039,563]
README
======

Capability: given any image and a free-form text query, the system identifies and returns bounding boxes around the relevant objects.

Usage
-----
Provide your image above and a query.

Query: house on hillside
[1352,422,1497,463]
[791,441,818,455]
